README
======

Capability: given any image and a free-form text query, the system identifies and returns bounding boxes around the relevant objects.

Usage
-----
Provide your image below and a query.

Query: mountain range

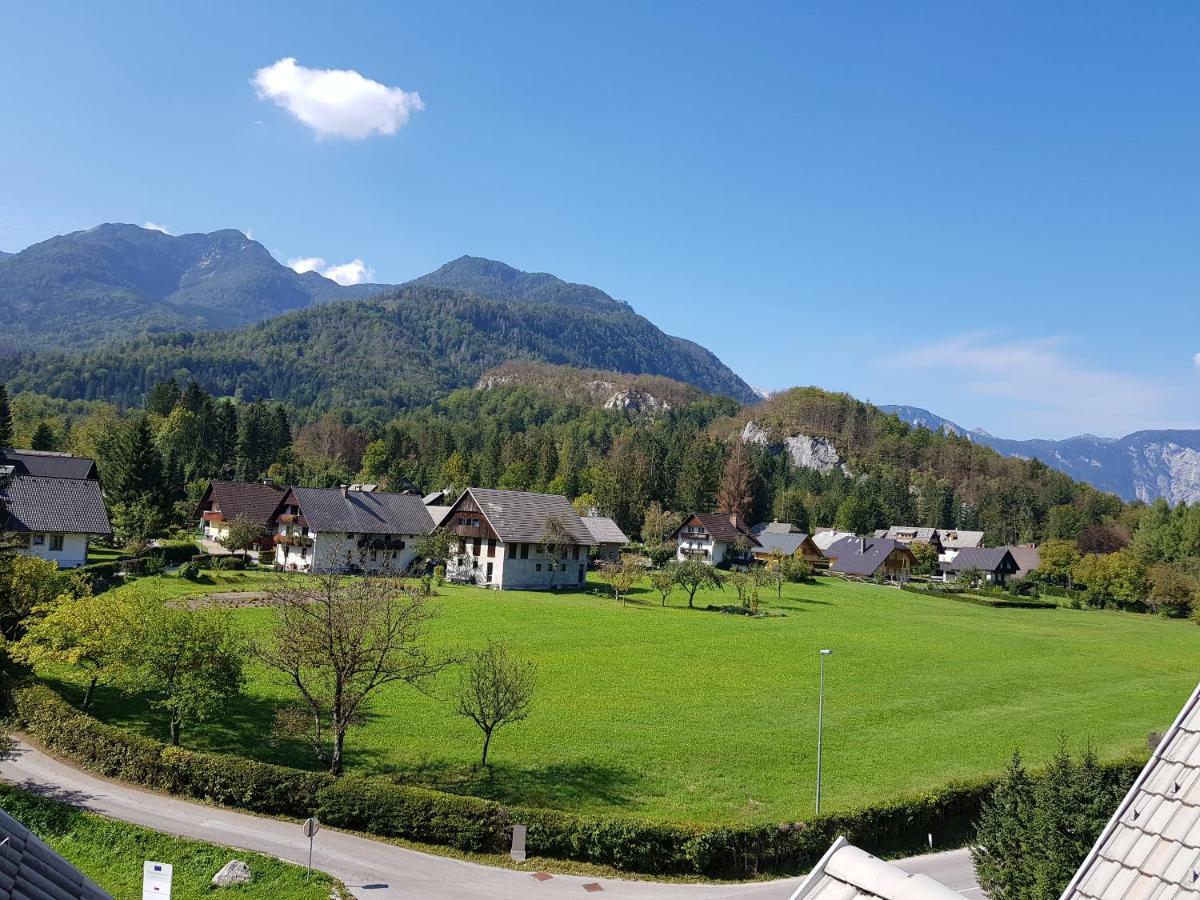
[881,405,1200,505]
[0,224,755,408]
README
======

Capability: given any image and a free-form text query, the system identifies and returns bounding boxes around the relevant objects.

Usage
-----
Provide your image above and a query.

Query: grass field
[0,784,339,899]
[52,573,1200,826]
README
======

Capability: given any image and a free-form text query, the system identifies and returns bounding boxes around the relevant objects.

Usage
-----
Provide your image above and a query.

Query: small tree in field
[12,590,122,708]
[221,514,263,562]
[597,557,641,606]
[672,559,724,609]
[762,551,787,600]
[456,641,536,767]
[541,516,574,588]
[649,567,677,606]
[260,568,448,774]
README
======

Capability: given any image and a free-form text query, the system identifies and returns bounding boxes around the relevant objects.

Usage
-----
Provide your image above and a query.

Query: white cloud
[288,255,374,285]
[885,333,1173,438]
[252,57,424,140]
[288,256,326,274]
[1193,352,1200,370]
[321,258,374,285]
[143,221,172,234]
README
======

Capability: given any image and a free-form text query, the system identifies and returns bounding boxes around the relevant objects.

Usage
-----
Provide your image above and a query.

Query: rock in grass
[212,859,253,887]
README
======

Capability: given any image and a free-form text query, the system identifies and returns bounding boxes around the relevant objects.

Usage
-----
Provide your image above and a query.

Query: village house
[443,487,594,589]
[823,535,915,582]
[937,528,985,565]
[749,521,825,565]
[940,546,1020,586]
[269,485,435,573]
[671,513,759,566]
[0,448,99,480]
[0,467,111,569]
[811,528,857,553]
[873,525,944,555]
[195,480,286,551]
[582,514,629,562]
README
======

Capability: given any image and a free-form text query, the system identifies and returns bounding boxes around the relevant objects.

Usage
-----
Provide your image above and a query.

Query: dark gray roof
[943,547,1018,573]
[751,531,814,556]
[582,515,629,546]
[0,476,111,535]
[286,487,434,536]
[751,521,804,535]
[0,806,112,899]
[826,536,911,577]
[468,488,594,544]
[0,449,97,480]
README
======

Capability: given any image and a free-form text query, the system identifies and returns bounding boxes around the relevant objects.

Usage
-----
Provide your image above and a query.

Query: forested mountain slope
[0,224,381,349]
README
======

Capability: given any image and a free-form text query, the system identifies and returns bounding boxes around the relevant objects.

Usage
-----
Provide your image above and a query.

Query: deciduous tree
[455,640,536,767]
[672,559,724,609]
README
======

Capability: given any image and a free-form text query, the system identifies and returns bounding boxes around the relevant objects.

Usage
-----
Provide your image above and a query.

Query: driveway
[0,738,979,899]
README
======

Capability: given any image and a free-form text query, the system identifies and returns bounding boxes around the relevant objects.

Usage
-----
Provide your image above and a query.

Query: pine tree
[145,378,182,417]
[108,416,167,509]
[0,384,13,448]
[29,422,57,451]
[972,751,1036,900]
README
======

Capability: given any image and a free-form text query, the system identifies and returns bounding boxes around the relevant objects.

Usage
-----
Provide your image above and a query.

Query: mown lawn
[0,785,338,899]
[56,573,1200,826]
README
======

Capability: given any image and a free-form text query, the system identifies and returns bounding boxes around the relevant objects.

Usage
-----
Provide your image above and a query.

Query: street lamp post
[816,648,833,815]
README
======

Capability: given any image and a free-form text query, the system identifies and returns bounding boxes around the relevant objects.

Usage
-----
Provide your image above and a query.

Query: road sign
[142,861,173,900]
[303,816,320,838]
[511,824,527,862]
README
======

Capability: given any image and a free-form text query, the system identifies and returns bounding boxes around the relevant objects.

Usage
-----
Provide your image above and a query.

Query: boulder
[212,860,253,887]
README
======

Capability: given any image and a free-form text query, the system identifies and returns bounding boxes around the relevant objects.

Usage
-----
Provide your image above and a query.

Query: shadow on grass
[380,757,643,809]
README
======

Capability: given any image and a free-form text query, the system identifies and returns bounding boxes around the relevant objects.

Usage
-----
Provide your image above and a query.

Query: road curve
[0,737,979,899]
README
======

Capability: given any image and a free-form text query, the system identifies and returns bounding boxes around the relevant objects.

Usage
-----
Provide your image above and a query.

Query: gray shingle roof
[0,449,98,480]
[286,487,434,536]
[0,806,112,900]
[940,529,985,549]
[467,488,594,544]
[0,476,111,535]
[876,525,941,544]
[943,547,1017,573]
[752,531,815,557]
[752,521,804,535]
[826,536,910,577]
[1062,680,1200,900]
[582,515,629,546]
[788,836,962,900]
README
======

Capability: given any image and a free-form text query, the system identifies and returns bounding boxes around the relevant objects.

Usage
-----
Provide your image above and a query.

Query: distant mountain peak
[408,255,629,311]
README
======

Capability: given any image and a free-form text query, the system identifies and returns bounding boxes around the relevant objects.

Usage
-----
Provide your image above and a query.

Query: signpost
[142,861,173,900]
[510,824,528,862]
[303,816,320,881]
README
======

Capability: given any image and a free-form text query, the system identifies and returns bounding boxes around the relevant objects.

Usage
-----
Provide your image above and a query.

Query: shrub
[901,585,1054,610]
[212,555,247,571]
[156,540,201,564]
[177,561,202,581]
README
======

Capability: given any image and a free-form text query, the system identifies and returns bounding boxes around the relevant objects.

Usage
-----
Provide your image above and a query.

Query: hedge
[901,585,1055,609]
[10,682,1145,877]
[155,540,201,564]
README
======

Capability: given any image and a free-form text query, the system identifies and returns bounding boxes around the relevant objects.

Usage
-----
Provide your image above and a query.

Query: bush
[901,585,1055,610]
[212,555,247,571]
[177,561,202,581]
[156,540,201,564]
[11,684,332,816]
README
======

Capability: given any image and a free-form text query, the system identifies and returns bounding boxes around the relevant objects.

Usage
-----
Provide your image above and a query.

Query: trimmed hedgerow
[10,682,1144,877]
[901,585,1055,609]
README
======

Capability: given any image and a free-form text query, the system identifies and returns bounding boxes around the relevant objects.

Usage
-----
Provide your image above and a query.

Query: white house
[269,485,435,573]
[0,471,111,569]
[195,480,286,549]
[443,487,594,590]
[670,513,759,566]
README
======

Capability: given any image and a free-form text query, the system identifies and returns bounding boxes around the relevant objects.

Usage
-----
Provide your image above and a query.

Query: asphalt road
[0,737,980,899]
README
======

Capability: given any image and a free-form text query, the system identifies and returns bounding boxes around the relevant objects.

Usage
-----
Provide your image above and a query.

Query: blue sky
[2,2,1197,439]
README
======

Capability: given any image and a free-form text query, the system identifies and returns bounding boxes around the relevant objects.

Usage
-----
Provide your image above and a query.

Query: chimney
[729,513,740,528]
[860,537,866,553]
[341,485,349,498]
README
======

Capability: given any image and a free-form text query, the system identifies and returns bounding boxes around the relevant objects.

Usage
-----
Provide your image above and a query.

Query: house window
[50,535,64,552]
[487,538,496,557]
[572,545,580,560]
[520,543,529,559]
[30,534,44,547]
[536,563,542,572]
[473,537,482,556]
[486,562,493,583]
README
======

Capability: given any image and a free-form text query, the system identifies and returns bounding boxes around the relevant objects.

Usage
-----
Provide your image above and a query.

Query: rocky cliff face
[741,422,851,474]
[880,405,1200,505]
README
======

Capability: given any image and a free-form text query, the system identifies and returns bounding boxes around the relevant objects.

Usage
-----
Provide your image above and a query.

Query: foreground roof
[0,449,97,480]
[940,529,985,549]
[0,806,112,899]
[0,475,111,535]
[285,487,435,536]
[1062,681,1200,900]
[467,487,595,544]
[826,537,912,577]
[198,480,286,526]
[583,515,629,545]
[943,547,1016,573]
[790,837,963,900]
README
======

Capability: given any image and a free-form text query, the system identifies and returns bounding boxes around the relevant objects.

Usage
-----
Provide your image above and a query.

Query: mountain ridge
[881,404,1200,505]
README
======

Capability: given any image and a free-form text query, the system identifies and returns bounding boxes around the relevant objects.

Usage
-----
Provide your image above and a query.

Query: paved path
[0,738,979,899]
